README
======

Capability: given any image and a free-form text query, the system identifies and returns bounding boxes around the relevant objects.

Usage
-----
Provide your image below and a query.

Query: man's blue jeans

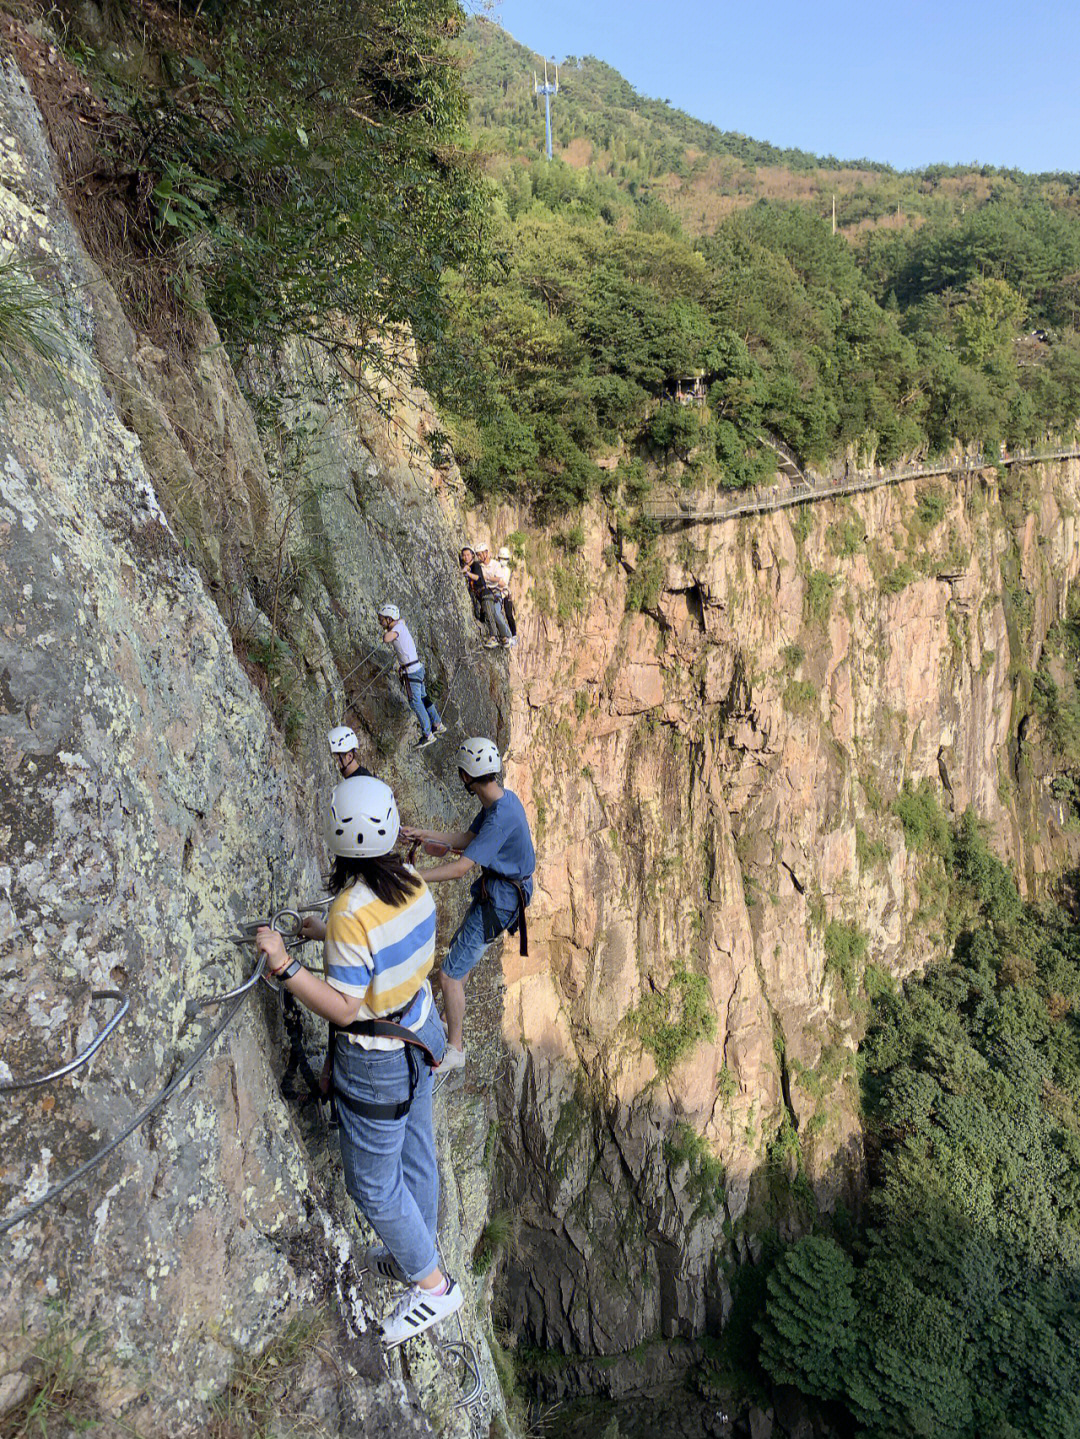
[481,594,511,642]
[441,895,520,981]
[401,664,442,737]
[333,1006,446,1281]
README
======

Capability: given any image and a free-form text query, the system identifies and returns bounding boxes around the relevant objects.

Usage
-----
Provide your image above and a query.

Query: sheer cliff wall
[0,56,513,1438]
[487,453,1080,1369]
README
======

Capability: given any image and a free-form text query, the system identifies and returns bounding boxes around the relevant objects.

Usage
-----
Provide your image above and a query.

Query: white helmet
[497,546,511,561]
[328,725,358,754]
[457,737,501,778]
[378,603,400,621]
[325,776,400,858]
[476,540,491,554]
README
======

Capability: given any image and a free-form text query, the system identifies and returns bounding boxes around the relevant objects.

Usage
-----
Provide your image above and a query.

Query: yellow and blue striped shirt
[324,870,436,1049]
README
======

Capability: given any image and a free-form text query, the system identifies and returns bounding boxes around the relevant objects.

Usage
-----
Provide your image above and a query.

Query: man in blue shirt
[401,737,535,1073]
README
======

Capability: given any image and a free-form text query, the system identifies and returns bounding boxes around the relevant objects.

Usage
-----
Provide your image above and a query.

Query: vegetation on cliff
[9,0,487,394]
[436,19,1080,511]
[746,808,1080,1438]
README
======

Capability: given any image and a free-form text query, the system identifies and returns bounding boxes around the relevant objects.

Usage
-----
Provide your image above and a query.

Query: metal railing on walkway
[642,444,1080,526]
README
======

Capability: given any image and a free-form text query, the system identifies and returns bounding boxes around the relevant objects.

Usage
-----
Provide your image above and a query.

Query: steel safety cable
[0,953,269,1238]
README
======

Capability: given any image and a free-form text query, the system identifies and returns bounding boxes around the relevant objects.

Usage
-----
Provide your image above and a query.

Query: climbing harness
[478,869,530,958]
[326,1014,439,1121]
[0,990,129,1093]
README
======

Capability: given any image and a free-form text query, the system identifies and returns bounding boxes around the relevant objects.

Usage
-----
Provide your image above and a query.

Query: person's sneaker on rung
[500,637,512,646]
[439,1043,466,1072]
[379,1278,463,1349]
[363,1245,408,1284]
[433,723,448,735]
[416,732,437,749]
[483,637,500,649]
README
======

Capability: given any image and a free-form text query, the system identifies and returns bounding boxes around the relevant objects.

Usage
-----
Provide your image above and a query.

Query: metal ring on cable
[0,990,130,1093]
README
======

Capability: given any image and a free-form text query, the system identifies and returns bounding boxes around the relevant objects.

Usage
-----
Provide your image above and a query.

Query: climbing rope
[337,642,385,692]
[0,990,129,1093]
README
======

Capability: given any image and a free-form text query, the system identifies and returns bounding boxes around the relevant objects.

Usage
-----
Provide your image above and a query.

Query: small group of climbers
[254,726,534,1349]
[460,542,517,650]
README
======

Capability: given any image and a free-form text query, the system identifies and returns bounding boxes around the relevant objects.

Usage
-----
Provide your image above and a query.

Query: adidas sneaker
[378,1279,464,1349]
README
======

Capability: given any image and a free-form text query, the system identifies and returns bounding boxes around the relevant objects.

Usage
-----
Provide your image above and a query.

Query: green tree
[757,1236,857,1401]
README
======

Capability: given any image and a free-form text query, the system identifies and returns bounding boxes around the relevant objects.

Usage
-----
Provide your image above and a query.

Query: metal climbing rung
[0,990,130,1093]
[185,948,278,1017]
[293,897,332,914]
[442,1339,484,1411]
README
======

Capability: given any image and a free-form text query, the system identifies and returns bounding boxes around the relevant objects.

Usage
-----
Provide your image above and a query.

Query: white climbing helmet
[497,546,511,561]
[325,776,400,858]
[378,603,400,622]
[457,737,501,778]
[328,725,358,754]
[476,540,491,555]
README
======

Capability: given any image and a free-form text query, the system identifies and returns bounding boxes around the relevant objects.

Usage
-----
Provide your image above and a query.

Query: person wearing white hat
[474,543,513,649]
[256,777,463,1348]
[378,604,447,750]
[402,738,534,1072]
[328,725,374,780]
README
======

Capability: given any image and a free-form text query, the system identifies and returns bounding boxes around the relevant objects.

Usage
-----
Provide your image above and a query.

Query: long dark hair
[328,852,423,906]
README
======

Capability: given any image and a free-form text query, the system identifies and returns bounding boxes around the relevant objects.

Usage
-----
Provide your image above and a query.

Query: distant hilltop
[456,16,1080,239]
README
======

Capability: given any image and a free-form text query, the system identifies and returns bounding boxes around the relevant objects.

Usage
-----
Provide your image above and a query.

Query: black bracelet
[274,957,304,982]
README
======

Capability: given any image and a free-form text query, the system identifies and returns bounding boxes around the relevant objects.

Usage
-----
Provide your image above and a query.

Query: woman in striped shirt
[256,775,463,1347]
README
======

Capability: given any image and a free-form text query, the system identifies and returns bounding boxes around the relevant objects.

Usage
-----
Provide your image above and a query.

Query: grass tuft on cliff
[0,259,68,394]
[628,968,717,1077]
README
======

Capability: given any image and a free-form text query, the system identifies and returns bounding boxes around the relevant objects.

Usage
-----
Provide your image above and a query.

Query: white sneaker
[483,638,500,649]
[363,1246,408,1284]
[440,1044,466,1072]
[434,723,448,735]
[379,1279,463,1349]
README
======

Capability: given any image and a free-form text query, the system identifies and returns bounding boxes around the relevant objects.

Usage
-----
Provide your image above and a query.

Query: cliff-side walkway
[643,442,1080,527]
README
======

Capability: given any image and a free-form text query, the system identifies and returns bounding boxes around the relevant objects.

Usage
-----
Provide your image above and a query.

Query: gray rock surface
[0,53,509,1438]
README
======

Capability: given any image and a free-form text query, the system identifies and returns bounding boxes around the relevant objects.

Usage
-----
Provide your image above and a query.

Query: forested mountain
[432,19,1080,511]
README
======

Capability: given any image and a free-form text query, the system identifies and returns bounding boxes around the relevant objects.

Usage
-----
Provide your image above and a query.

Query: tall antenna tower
[534,58,559,160]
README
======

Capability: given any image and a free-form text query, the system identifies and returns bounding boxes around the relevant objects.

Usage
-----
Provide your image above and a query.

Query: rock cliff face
[6,27,1080,1439]
[489,454,1080,1372]
[0,55,511,1438]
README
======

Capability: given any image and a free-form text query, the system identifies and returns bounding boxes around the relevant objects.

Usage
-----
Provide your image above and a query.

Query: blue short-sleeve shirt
[464,790,535,912]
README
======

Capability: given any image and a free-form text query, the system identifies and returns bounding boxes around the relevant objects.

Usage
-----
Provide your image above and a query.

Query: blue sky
[486,0,1080,173]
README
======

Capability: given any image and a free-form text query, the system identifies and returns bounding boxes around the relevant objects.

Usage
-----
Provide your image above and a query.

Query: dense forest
[434,19,1080,511]
[742,799,1080,1437]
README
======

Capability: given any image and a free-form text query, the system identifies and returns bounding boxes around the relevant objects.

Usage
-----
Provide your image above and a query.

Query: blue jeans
[481,594,511,642]
[334,1006,447,1281]
[441,895,520,981]
[401,665,442,737]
